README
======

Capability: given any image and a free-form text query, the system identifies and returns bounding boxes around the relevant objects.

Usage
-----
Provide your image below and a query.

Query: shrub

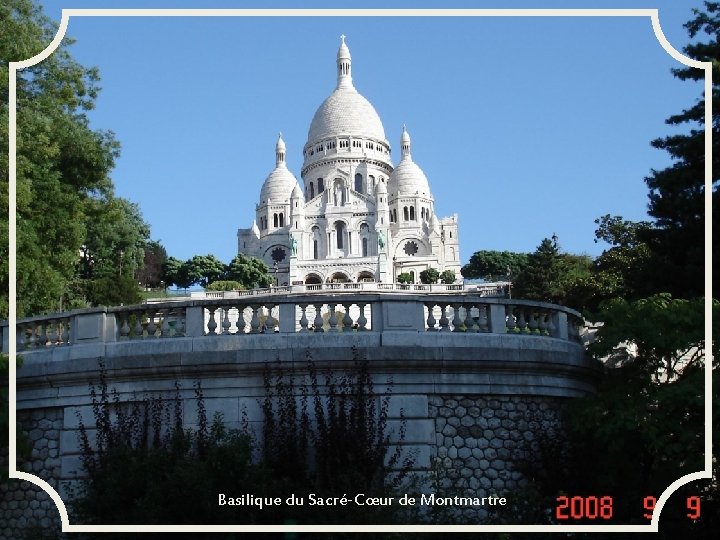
[419,268,439,284]
[439,270,456,284]
[397,272,413,284]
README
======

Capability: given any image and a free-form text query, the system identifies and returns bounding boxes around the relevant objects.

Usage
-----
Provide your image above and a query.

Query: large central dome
[306,36,387,145]
[308,88,386,143]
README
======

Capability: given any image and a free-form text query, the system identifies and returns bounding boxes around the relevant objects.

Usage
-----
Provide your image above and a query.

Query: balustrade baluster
[298,304,309,333]
[134,311,144,339]
[250,306,261,334]
[505,306,516,333]
[146,310,157,338]
[265,305,277,333]
[328,305,339,332]
[516,308,527,334]
[451,304,463,332]
[464,304,478,333]
[47,320,59,345]
[174,311,186,337]
[342,303,353,331]
[313,303,324,332]
[478,305,489,332]
[538,311,548,336]
[528,311,539,334]
[207,307,218,336]
[439,305,450,332]
[425,303,437,331]
[357,303,368,331]
[545,312,555,337]
[160,310,171,338]
[27,323,37,349]
[236,306,247,334]
[38,323,48,347]
[222,307,231,335]
[119,313,130,340]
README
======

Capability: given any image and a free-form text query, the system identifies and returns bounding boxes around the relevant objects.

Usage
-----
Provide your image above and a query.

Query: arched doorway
[327,272,350,283]
[357,271,375,282]
[304,273,322,285]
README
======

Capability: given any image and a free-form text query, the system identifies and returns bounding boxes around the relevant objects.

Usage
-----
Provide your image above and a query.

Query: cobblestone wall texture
[0,408,63,540]
[429,394,564,522]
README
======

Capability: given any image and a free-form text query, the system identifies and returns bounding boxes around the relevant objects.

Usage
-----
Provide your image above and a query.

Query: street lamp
[273,261,279,286]
[506,266,512,299]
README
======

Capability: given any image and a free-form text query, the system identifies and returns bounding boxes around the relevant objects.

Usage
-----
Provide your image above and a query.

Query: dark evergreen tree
[641,1,719,299]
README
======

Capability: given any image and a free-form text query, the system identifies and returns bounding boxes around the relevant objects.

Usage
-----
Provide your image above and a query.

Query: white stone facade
[237,36,461,286]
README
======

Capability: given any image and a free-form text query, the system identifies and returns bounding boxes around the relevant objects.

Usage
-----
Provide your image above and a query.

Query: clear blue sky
[37,0,705,266]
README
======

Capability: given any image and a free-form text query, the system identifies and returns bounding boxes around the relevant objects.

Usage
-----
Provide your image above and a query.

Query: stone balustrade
[4,291,596,532]
[2,294,582,354]
[186,281,508,300]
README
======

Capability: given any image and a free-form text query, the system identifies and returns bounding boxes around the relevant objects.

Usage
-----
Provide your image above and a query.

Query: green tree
[439,269,456,284]
[182,254,225,289]
[396,272,413,284]
[136,240,168,289]
[80,196,150,306]
[512,238,563,302]
[161,256,185,289]
[1,0,123,317]
[419,267,440,284]
[461,250,529,281]
[640,1,719,299]
[224,253,272,289]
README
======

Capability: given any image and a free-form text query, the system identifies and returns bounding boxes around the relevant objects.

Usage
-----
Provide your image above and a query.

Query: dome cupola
[260,133,299,204]
[389,126,431,197]
[306,36,388,146]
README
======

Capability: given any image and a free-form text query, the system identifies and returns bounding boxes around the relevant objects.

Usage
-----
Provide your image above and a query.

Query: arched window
[410,207,415,221]
[273,213,278,228]
[313,240,318,260]
[362,237,368,257]
[335,222,345,249]
[369,175,375,193]
[310,182,315,199]
[403,207,409,221]
[318,178,324,193]
[279,213,284,227]
[355,173,363,193]
[410,271,416,283]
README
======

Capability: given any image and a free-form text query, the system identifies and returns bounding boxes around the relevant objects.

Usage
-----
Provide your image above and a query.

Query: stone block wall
[0,408,63,540]
[429,394,564,522]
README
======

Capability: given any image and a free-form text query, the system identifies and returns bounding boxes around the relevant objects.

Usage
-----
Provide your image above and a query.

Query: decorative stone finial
[401,125,411,161]
[275,133,286,167]
[337,34,352,88]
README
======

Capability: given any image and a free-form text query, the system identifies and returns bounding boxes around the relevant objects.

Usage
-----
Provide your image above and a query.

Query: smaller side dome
[389,126,431,196]
[291,182,303,199]
[375,178,387,194]
[260,134,299,204]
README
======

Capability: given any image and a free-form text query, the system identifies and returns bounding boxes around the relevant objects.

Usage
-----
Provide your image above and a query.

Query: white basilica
[237,36,461,286]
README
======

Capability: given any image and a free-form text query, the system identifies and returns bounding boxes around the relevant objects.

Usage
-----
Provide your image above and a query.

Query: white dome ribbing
[307,36,387,144]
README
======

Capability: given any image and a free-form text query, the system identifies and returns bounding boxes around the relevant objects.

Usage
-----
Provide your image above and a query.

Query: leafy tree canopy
[224,253,273,289]
[419,267,440,284]
[1,0,155,316]
[461,250,529,281]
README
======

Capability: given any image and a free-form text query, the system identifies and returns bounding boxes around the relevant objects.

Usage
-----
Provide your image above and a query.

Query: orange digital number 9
[643,496,656,520]
[687,496,701,520]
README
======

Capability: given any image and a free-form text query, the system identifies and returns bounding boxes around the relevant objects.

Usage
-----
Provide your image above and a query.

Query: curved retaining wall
[2,294,599,534]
